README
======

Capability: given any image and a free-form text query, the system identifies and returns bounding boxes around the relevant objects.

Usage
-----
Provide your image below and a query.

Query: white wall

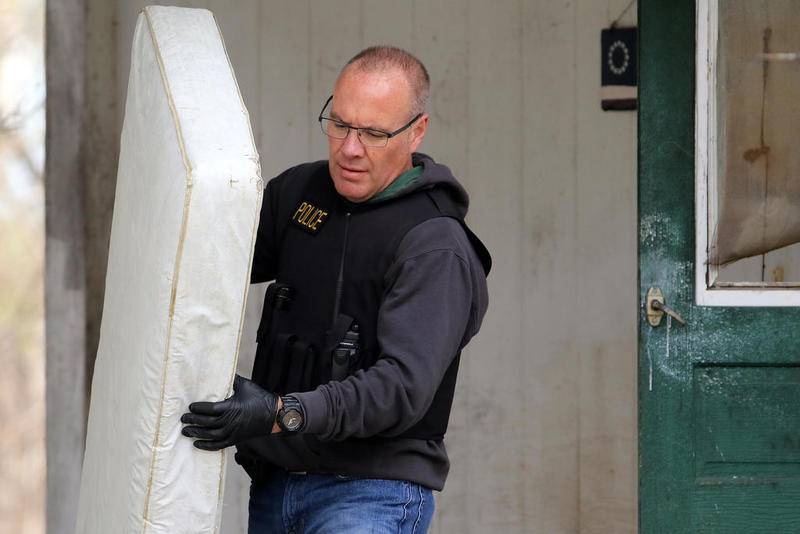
[108,2,639,532]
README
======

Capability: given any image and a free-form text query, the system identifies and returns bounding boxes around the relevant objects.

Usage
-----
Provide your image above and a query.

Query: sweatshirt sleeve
[293,217,479,441]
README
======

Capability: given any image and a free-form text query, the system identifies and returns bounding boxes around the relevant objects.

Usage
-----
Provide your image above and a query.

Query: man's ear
[409,114,429,153]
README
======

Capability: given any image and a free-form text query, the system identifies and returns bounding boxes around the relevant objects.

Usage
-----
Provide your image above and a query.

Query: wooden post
[44,0,119,531]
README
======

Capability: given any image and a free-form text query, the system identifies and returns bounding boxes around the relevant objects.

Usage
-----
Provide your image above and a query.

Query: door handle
[646,287,686,326]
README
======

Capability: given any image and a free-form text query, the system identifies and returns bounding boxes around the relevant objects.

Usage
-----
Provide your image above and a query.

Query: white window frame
[695,0,800,307]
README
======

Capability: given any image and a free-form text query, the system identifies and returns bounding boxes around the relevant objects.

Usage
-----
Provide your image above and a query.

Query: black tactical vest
[251,161,490,441]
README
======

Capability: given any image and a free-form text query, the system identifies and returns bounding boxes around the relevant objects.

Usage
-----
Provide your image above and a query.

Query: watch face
[282,408,303,431]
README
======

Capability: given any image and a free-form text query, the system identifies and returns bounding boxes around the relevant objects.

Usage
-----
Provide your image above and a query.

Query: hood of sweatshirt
[359,152,490,276]
[363,152,470,218]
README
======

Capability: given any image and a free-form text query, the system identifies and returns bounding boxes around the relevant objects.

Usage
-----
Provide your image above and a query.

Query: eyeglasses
[317,95,422,148]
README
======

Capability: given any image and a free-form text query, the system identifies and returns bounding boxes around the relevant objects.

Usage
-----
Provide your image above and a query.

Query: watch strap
[277,395,305,433]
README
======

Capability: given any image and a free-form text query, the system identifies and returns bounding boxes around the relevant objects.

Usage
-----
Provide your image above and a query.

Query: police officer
[181,46,490,533]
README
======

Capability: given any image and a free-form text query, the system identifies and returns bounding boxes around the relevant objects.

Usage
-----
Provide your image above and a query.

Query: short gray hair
[343,45,430,115]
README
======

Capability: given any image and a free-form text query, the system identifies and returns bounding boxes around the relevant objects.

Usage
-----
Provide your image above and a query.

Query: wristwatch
[277,395,305,433]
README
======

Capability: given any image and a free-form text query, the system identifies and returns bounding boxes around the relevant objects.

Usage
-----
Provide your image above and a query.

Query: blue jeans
[248,471,434,534]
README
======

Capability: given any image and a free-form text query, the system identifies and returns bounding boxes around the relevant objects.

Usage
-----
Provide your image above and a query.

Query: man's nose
[341,128,365,157]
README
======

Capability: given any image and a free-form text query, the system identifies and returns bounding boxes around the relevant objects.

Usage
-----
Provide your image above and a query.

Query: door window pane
[710,0,800,286]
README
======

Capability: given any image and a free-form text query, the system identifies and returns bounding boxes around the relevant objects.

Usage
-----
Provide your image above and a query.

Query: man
[181,46,490,533]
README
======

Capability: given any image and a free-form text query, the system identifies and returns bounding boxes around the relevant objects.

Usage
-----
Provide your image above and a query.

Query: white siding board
[256,1,311,178]
[521,2,580,532]
[575,2,637,533]
[408,4,472,532]
[308,0,363,163]
[362,1,414,50]
[457,1,526,532]
[412,0,470,181]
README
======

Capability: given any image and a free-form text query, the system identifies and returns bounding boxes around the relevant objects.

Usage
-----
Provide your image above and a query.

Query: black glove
[180,374,278,451]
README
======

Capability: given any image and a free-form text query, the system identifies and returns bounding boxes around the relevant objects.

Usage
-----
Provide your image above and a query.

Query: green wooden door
[639,0,800,532]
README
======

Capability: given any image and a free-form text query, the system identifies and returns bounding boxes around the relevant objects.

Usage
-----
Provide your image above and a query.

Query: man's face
[327,67,428,203]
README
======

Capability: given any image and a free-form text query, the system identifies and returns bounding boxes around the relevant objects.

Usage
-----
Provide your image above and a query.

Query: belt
[236,452,314,481]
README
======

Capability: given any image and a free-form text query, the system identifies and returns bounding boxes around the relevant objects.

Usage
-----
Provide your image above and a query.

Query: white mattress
[76,6,262,533]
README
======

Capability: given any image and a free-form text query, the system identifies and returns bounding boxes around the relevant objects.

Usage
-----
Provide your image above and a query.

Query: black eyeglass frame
[317,95,423,146]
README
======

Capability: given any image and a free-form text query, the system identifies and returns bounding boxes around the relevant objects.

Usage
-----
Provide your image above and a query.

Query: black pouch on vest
[252,282,295,388]
[261,334,317,394]
[284,339,315,393]
[323,314,361,383]
[265,333,295,393]
[258,282,295,338]
[300,343,318,391]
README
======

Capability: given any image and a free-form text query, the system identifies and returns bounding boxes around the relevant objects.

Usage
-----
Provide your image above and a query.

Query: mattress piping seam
[210,13,264,534]
[140,7,195,534]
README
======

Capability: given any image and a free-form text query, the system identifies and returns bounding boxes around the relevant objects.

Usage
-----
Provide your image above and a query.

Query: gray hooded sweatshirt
[252,153,489,490]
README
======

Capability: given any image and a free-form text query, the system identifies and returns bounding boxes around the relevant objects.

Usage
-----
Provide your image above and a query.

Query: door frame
[638,0,697,531]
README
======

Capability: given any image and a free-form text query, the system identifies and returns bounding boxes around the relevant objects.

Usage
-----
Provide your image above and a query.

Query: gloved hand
[181,374,278,451]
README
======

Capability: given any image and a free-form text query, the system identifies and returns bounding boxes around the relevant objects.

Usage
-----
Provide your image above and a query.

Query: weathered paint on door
[639,0,800,532]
